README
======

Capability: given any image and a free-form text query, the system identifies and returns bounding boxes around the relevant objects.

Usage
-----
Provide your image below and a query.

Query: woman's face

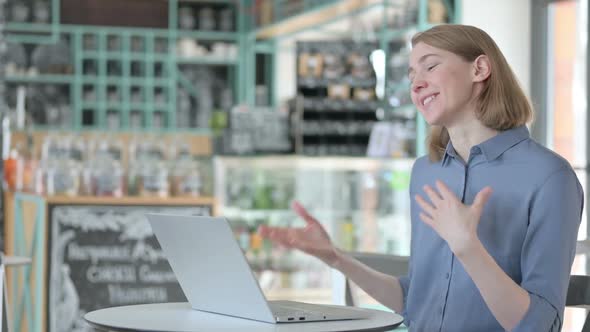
[408,42,478,127]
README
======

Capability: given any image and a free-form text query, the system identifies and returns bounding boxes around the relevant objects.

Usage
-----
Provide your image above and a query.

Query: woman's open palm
[258,201,338,265]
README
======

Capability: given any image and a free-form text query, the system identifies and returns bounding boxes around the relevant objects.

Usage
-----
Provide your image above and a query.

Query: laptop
[146,213,371,323]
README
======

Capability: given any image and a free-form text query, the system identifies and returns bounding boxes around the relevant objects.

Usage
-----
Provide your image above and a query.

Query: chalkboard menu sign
[48,204,211,332]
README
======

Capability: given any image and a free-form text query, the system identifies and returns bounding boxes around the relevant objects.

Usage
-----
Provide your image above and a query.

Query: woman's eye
[427,64,438,71]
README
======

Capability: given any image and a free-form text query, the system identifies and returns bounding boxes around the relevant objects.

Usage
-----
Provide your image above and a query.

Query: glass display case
[214,156,414,306]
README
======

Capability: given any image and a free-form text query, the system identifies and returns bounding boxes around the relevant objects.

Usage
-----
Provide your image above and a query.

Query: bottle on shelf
[3,146,18,191]
[86,139,124,197]
[339,214,356,252]
[15,133,37,193]
[170,142,203,197]
[136,137,169,198]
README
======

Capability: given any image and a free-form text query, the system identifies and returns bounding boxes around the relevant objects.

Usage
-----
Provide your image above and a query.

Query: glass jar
[171,159,202,197]
[92,160,124,197]
[45,160,80,196]
[139,162,169,198]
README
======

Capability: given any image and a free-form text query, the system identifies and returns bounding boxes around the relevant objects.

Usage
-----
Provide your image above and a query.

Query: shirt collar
[441,125,530,165]
[441,141,458,166]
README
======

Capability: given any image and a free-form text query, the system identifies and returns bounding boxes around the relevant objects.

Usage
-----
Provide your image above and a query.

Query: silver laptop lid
[146,213,275,323]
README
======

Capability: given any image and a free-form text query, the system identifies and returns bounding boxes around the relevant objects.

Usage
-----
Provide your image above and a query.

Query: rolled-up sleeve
[512,168,583,332]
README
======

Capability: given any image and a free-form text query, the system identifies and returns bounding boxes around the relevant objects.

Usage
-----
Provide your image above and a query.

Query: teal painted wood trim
[169,0,178,32]
[97,31,108,128]
[5,35,55,44]
[243,0,257,107]
[176,30,238,41]
[7,23,238,43]
[5,22,54,32]
[236,0,249,103]
[33,199,46,332]
[418,0,429,28]
[3,0,280,128]
[5,0,60,44]
[273,0,281,25]
[121,32,132,128]
[228,65,235,106]
[167,76,176,128]
[4,73,175,87]
[416,114,427,157]
[82,51,168,62]
[246,35,256,105]
[454,0,462,23]
[5,75,72,84]
[175,57,238,66]
[51,0,60,40]
[441,0,455,23]
[416,0,429,157]
[22,126,213,135]
[61,24,170,37]
[167,1,178,130]
[73,31,83,129]
[253,42,274,54]
[12,198,24,332]
[269,40,278,107]
[145,32,155,128]
[12,193,46,332]
[176,69,200,99]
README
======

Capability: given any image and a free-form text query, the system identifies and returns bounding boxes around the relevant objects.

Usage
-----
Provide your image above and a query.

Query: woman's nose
[412,78,427,93]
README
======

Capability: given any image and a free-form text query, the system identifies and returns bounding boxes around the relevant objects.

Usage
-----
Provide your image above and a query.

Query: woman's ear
[472,55,491,82]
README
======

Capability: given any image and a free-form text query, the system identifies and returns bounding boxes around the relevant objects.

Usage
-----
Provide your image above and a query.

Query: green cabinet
[4,0,247,131]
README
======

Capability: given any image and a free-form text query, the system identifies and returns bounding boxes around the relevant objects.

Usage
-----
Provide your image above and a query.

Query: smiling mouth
[422,93,438,106]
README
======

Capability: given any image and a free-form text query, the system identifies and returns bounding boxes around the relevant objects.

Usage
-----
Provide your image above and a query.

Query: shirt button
[445,273,450,279]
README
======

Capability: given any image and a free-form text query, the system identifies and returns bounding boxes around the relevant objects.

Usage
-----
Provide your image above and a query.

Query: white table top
[85,302,403,332]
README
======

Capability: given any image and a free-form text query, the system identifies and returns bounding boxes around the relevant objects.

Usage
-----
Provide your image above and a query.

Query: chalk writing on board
[49,205,211,332]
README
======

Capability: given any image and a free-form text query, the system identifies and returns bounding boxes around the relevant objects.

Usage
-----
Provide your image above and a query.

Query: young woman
[259,24,584,331]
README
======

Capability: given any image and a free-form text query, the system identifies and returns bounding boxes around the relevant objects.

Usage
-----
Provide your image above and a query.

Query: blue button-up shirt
[399,125,584,331]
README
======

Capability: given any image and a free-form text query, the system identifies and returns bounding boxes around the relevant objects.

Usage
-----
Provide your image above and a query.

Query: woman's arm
[331,249,405,313]
[454,239,529,330]
[415,181,531,329]
[259,201,406,313]
[416,174,583,331]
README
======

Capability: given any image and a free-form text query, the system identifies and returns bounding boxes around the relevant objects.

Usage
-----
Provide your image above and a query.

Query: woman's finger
[418,212,435,229]
[435,180,458,202]
[415,194,436,217]
[423,185,443,206]
[286,228,302,246]
[472,186,493,213]
[292,201,322,227]
[258,225,283,238]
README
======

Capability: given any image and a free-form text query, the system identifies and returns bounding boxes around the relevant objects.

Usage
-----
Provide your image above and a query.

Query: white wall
[460,0,532,96]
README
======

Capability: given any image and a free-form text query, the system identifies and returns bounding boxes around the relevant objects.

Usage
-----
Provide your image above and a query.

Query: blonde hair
[411,24,533,161]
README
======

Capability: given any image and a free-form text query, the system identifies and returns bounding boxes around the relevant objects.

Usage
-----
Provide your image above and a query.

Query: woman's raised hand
[258,201,339,266]
[414,180,493,257]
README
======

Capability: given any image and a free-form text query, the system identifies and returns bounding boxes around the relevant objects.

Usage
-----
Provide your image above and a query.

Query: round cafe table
[85,302,404,332]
